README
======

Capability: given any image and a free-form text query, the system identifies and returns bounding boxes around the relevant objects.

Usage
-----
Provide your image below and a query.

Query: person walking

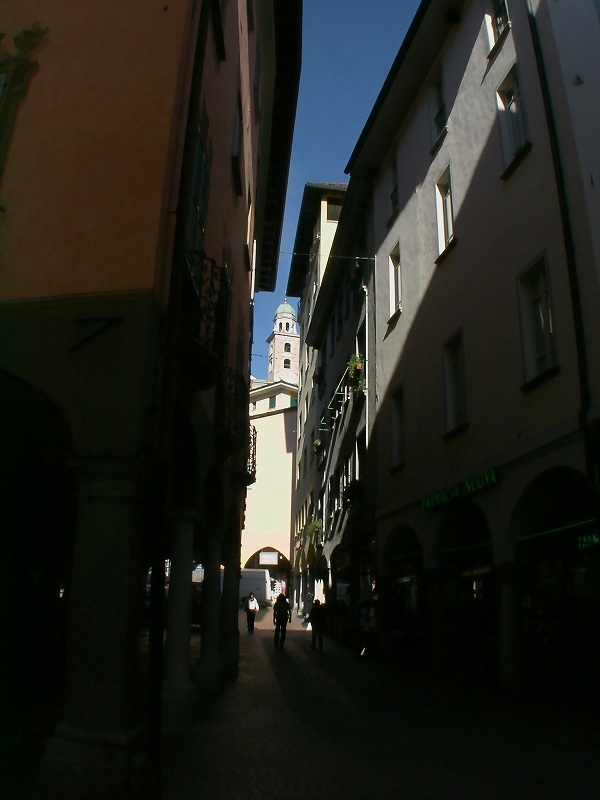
[245,592,259,633]
[273,592,292,650]
[303,590,314,625]
[309,599,326,652]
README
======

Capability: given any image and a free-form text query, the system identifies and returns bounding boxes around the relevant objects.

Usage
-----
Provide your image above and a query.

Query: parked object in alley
[273,593,292,650]
[239,568,272,607]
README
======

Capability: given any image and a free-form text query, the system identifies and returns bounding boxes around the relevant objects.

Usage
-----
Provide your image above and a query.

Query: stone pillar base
[193,655,225,702]
[162,682,199,732]
[38,724,159,800]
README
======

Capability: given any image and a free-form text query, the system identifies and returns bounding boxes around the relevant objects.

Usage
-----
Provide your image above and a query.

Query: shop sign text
[422,468,499,511]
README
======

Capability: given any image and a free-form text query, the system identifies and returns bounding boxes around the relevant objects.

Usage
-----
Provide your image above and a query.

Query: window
[284,359,291,369]
[268,396,276,409]
[391,388,405,468]
[492,0,510,41]
[231,93,244,196]
[444,330,467,433]
[284,342,291,353]
[327,198,343,221]
[389,243,402,317]
[186,128,211,289]
[497,66,530,176]
[432,70,447,138]
[518,258,557,384]
[253,44,261,116]
[290,396,298,408]
[435,167,455,256]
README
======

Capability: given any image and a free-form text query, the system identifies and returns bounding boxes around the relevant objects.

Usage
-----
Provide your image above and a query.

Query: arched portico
[378,524,423,659]
[434,499,495,676]
[244,547,292,596]
[509,466,600,697]
[0,370,76,793]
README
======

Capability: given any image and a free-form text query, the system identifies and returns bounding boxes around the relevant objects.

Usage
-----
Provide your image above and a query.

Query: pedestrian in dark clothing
[244,592,259,633]
[273,593,292,649]
[309,599,326,652]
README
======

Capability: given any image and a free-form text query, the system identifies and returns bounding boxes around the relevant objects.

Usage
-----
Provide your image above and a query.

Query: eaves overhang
[255,0,302,293]
[250,379,298,400]
[286,182,347,298]
[345,0,465,178]
[306,177,372,348]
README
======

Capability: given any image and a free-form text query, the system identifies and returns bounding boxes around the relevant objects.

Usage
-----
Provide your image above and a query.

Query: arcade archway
[435,499,495,674]
[510,466,600,694]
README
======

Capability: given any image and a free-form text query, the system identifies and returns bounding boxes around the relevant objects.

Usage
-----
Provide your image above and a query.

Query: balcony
[179,252,231,390]
[215,367,249,453]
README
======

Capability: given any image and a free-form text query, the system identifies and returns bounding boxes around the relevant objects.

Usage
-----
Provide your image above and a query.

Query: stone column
[194,531,222,693]
[497,562,521,693]
[220,541,242,681]
[162,515,197,730]
[39,458,159,800]
[421,567,444,673]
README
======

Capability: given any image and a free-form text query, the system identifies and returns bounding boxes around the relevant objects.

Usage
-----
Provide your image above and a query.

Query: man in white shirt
[245,592,260,633]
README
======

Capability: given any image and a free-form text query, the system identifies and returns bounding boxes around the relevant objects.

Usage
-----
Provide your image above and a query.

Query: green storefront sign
[422,468,499,511]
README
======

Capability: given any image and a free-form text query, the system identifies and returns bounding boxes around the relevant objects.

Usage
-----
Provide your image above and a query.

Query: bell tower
[266,299,300,384]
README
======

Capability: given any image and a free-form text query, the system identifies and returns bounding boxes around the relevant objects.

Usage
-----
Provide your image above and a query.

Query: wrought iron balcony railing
[215,367,249,452]
[179,252,231,390]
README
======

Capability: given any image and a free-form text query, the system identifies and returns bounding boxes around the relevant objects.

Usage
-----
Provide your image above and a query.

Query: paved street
[162,609,600,800]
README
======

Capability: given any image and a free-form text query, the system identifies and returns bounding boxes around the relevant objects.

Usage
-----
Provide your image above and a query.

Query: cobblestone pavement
[161,610,600,800]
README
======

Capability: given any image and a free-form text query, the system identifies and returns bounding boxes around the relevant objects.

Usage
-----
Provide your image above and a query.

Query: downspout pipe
[525,0,594,482]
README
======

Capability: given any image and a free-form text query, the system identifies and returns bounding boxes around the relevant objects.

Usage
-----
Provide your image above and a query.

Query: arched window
[279,322,282,331]
[284,342,291,353]
[286,323,290,331]
[284,359,291,369]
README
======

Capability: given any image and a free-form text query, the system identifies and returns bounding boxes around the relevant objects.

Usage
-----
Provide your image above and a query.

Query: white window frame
[492,0,510,41]
[431,66,447,140]
[388,242,402,317]
[497,66,529,166]
[443,330,467,433]
[435,167,455,255]
[517,257,557,383]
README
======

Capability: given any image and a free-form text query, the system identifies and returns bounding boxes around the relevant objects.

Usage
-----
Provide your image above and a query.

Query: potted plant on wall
[347,353,364,383]
[312,438,323,455]
[348,353,366,393]
[305,519,323,541]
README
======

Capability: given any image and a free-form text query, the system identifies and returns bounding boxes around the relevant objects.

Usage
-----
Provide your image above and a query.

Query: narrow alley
[161,610,600,800]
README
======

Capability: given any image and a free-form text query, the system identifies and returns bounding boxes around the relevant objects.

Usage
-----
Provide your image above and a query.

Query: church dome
[275,299,296,318]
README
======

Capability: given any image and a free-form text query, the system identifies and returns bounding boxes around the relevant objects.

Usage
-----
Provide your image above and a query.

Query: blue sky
[251,0,422,379]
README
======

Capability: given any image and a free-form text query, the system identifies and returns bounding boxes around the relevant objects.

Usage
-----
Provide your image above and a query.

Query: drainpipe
[525,0,594,482]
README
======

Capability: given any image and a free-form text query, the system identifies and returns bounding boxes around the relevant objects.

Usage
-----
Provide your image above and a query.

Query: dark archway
[243,547,291,595]
[379,525,423,658]
[435,499,495,676]
[510,466,600,696]
[0,370,76,792]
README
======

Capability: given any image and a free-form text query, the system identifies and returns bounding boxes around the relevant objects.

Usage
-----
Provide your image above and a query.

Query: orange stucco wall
[0,1,194,301]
